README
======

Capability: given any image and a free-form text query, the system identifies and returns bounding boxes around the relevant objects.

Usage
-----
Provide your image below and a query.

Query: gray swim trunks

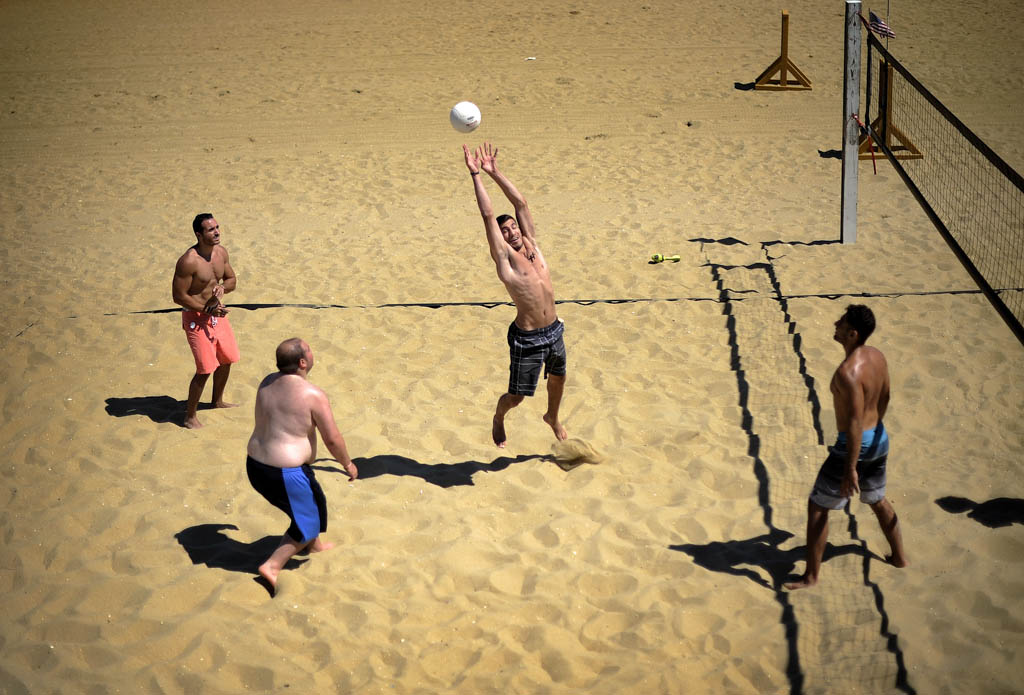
[810,424,890,509]
[507,319,567,397]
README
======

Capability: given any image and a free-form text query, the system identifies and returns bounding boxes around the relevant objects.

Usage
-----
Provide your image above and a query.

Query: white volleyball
[450,101,481,133]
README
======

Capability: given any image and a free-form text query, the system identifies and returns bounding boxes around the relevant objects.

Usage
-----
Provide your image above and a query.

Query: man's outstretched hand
[463,144,480,174]
[479,141,499,175]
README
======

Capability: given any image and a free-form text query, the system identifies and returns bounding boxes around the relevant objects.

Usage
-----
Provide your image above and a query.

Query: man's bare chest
[192,253,225,280]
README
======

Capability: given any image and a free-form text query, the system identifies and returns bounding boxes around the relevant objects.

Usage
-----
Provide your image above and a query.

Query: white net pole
[841,0,862,244]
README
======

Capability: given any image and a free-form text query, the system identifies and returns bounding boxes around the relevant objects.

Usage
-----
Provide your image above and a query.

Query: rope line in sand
[70,285,1019,320]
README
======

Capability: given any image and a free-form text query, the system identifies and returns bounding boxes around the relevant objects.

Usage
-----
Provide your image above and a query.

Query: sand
[1,0,1023,693]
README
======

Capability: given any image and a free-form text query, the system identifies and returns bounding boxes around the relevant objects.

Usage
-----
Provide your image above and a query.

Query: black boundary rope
[63,285,1016,320]
[46,233,1017,320]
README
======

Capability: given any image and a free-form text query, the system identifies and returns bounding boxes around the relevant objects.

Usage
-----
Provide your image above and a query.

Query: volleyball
[450,101,481,133]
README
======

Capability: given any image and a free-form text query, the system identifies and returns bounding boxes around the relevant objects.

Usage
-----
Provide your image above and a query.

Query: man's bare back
[248,373,323,468]
[831,344,889,435]
[247,340,357,477]
[245,339,356,595]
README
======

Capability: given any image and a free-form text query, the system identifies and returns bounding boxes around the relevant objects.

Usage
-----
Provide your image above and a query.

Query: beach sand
[1,0,1022,693]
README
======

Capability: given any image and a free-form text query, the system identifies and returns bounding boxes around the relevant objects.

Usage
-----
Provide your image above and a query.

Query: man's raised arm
[478,142,536,243]
[464,145,513,275]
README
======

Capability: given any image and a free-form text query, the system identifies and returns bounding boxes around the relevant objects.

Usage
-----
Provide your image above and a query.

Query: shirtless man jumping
[246,338,358,595]
[786,305,908,590]
[171,213,240,428]
[464,142,569,447]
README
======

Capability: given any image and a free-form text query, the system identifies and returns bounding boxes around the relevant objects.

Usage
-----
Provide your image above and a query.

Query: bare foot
[543,413,568,441]
[184,416,203,429]
[886,554,909,568]
[492,414,507,448]
[309,538,335,553]
[258,561,279,596]
[784,574,818,591]
[213,400,239,409]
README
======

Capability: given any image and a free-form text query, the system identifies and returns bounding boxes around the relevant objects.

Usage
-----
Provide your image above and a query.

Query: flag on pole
[868,11,896,38]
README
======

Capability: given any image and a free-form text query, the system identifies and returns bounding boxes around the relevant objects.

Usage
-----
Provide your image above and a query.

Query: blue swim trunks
[810,422,890,509]
[246,456,327,543]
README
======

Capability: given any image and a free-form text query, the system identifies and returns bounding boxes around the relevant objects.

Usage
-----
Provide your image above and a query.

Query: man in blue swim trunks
[786,305,908,590]
[246,338,358,595]
[464,142,569,447]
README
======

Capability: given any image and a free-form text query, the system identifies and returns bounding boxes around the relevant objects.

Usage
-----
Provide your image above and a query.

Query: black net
[864,33,1024,343]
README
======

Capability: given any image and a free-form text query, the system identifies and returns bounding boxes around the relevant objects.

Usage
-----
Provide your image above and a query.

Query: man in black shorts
[463,142,568,447]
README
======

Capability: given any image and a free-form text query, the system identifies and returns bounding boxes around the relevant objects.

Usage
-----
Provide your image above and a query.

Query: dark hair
[276,338,306,374]
[843,304,876,344]
[192,213,214,236]
[496,214,514,228]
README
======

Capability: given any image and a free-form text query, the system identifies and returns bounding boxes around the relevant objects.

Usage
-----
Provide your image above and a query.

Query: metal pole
[841,0,861,244]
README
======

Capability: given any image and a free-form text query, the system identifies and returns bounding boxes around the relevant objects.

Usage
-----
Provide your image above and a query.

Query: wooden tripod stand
[859,62,922,160]
[754,11,812,90]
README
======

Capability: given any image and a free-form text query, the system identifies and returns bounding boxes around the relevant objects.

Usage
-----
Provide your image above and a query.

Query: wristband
[471,171,480,176]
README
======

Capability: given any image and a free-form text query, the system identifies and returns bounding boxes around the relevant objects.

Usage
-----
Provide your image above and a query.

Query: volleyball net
[862,32,1024,344]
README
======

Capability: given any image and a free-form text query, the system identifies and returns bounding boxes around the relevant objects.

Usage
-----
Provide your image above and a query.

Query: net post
[841,0,862,244]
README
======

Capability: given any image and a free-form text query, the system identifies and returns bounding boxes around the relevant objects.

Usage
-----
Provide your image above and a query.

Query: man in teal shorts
[786,305,909,590]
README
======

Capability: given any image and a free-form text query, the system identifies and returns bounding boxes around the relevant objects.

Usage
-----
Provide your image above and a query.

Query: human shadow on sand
[671,528,909,695]
[312,453,548,488]
[175,523,306,575]
[935,496,1024,528]
[105,395,207,426]
[669,529,874,591]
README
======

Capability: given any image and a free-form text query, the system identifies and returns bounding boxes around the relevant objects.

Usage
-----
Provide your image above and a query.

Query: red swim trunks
[182,310,240,374]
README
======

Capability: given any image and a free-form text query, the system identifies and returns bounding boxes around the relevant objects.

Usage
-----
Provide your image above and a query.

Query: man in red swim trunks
[171,213,240,429]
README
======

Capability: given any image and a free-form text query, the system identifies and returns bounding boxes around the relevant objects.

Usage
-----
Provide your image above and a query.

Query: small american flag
[868,11,896,39]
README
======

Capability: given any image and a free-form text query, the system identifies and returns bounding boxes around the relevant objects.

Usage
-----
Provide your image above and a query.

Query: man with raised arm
[463,142,569,447]
[786,305,908,590]
[171,213,240,428]
[246,338,358,595]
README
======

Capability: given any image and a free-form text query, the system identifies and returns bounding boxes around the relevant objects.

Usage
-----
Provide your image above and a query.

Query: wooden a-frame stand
[754,11,812,90]
[859,62,922,160]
